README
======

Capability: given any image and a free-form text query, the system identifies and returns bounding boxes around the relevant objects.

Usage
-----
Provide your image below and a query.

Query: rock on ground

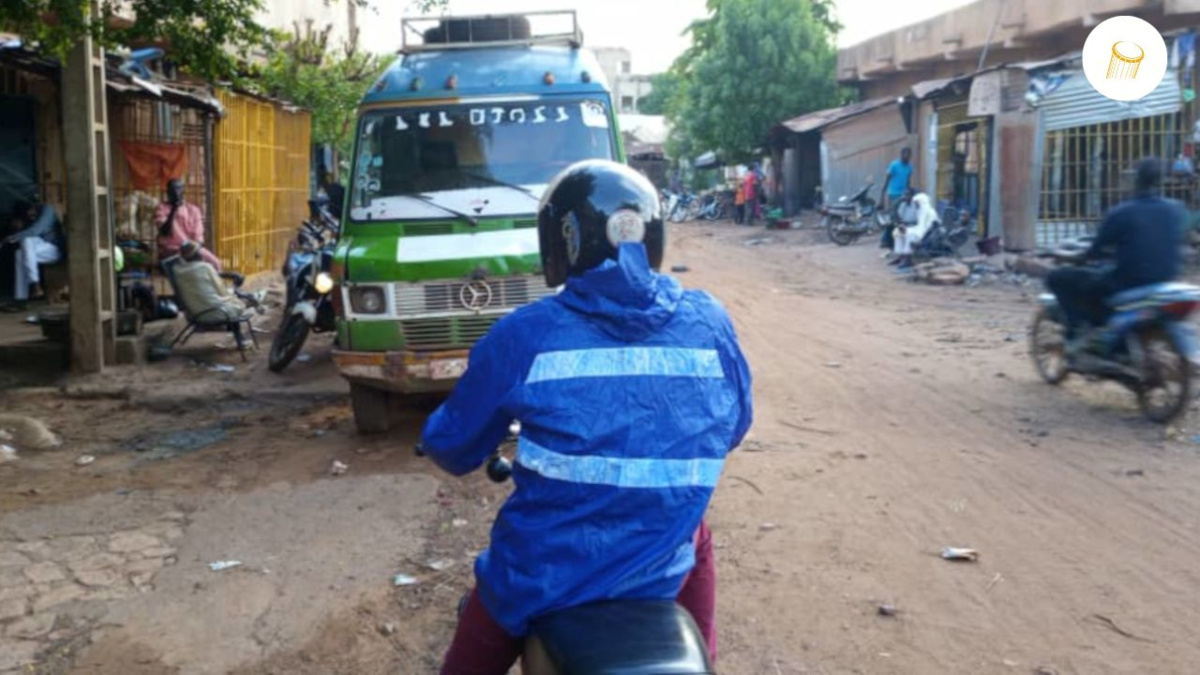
[0,414,60,451]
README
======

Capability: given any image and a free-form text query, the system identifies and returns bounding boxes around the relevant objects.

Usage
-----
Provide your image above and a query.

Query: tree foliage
[257,22,388,161]
[666,0,845,162]
[410,0,450,13]
[637,72,681,116]
[0,0,269,81]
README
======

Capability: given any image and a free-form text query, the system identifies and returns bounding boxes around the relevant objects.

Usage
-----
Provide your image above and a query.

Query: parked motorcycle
[697,191,730,221]
[667,191,699,223]
[909,204,972,261]
[821,183,881,246]
[268,201,339,373]
[1030,240,1200,423]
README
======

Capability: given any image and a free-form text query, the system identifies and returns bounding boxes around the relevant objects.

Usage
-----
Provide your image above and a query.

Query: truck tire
[351,383,392,435]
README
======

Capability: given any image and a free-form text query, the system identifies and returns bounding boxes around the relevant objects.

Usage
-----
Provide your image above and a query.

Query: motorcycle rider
[1047,158,1185,352]
[420,160,753,674]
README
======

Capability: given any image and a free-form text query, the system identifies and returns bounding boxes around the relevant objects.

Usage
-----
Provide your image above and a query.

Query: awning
[776,97,897,135]
[694,151,720,169]
[626,141,665,158]
[0,43,223,115]
[106,70,224,116]
[1037,69,1182,131]
[911,53,1080,101]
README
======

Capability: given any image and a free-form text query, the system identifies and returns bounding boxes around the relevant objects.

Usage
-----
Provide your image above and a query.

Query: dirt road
[3,223,1200,674]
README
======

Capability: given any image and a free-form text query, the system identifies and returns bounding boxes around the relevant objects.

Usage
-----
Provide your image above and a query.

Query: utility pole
[62,0,117,373]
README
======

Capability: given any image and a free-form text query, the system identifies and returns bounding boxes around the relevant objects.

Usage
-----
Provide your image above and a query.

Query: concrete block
[114,335,147,366]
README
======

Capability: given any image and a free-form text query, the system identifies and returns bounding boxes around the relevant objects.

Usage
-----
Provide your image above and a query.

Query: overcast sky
[360,0,978,73]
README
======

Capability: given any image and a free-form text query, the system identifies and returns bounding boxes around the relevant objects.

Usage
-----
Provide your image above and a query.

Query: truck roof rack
[401,11,583,53]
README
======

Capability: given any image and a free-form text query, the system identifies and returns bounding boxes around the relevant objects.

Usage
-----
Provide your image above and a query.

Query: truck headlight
[314,272,335,295]
[350,286,386,314]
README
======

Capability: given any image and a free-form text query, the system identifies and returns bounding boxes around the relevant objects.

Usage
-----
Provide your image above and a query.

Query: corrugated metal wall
[1039,70,1181,132]
[820,104,912,202]
[214,91,311,275]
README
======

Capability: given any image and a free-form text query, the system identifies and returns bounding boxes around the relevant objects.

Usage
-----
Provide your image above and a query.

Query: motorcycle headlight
[314,272,335,295]
[350,286,387,315]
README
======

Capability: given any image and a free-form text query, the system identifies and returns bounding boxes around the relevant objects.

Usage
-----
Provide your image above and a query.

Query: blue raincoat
[421,243,753,636]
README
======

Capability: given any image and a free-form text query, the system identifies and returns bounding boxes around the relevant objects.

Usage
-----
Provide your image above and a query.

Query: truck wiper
[463,172,540,201]
[409,193,479,226]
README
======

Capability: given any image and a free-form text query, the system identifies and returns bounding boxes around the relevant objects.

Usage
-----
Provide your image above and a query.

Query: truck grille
[393,276,556,316]
[392,275,557,350]
[400,316,500,350]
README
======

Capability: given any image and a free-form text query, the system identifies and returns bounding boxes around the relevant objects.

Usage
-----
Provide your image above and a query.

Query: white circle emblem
[606,210,646,247]
[1082,16,1168,102]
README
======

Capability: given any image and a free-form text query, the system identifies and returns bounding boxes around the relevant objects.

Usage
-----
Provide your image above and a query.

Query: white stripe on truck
[396,228,540,263]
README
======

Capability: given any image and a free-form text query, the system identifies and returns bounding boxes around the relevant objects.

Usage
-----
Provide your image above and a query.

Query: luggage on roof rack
[401,11,583,53]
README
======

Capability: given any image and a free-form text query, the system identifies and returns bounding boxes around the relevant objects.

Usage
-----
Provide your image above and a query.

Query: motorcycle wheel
[268,312,311,374]
[825,215,857,246]
[1030,308,1070,385]
[947,226,971,249]
[1134,328,1192,424]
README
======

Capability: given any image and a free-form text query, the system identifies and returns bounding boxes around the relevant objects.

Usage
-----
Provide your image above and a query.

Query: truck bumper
[332,349,469,394]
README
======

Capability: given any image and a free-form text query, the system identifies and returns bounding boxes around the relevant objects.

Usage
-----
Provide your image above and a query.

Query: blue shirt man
[884,147,914,203]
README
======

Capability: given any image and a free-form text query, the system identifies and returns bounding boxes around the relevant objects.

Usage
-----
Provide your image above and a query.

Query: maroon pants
[440,522,717,675]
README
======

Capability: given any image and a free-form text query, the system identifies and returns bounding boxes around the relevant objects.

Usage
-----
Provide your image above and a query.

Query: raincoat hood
[556,243,683,342]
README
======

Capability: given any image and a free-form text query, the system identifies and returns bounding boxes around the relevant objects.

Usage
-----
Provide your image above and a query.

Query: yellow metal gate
[213,91,310,275]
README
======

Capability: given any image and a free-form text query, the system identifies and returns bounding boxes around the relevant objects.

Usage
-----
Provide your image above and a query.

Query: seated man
[891,193,937,269]
[1047,158,1184,351]
[3,198,63,312]
[893,189,919,225]
[172,240,261,322]
[156,178,221,270]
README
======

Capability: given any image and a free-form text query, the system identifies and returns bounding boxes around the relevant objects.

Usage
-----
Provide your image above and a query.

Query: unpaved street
[3,224,1199,674]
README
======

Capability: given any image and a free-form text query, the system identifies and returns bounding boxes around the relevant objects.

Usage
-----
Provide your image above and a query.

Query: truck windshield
[350,99,614,221]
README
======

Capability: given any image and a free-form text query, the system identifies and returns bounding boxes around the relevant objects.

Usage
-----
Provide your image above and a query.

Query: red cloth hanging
[118,141,189,191]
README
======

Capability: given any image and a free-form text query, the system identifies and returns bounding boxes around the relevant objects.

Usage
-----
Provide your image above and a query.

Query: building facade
[826,0,1200,250]
[593,46,656,114]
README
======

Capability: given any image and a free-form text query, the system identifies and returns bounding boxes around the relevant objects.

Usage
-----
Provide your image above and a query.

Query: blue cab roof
[362,46,611,105]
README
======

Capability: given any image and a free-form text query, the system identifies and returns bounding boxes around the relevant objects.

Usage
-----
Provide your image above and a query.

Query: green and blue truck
[332,12,623,432]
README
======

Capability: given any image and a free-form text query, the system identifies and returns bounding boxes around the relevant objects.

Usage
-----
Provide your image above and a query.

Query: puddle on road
[127,424,232,461]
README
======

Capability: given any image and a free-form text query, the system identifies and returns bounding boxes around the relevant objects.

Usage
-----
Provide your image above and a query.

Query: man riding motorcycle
[1046,158,1185,353]
[419,160,754,674]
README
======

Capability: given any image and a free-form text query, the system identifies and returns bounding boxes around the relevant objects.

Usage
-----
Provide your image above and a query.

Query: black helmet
[537,160,664,287]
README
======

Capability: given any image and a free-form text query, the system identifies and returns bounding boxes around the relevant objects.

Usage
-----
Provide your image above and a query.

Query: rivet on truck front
[332,12,623,433]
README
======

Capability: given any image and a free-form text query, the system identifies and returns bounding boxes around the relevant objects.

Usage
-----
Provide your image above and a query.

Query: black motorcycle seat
[529,600,714,675]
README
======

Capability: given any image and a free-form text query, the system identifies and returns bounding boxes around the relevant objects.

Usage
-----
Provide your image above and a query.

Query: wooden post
[62,11,117,373]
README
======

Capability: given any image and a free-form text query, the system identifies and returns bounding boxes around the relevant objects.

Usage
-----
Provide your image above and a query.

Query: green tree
[257,22,388,162]
[668,0,844,162]
[0,0,269,81]
[637,72,681,116]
